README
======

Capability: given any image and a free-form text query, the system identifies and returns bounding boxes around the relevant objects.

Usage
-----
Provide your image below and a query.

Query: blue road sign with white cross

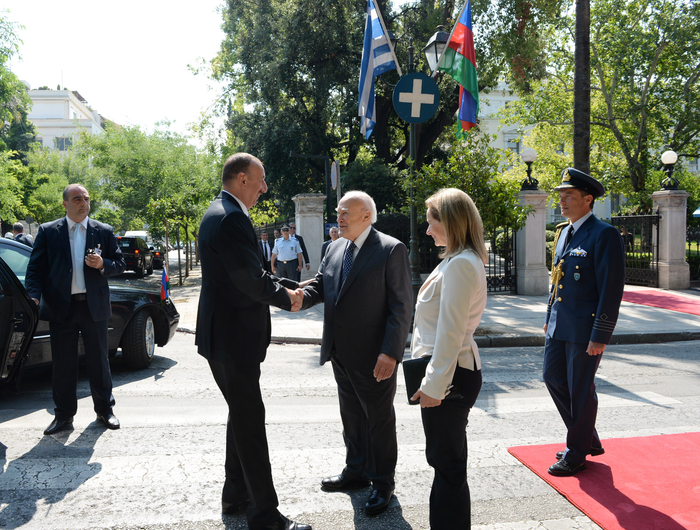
[392,72,440,124]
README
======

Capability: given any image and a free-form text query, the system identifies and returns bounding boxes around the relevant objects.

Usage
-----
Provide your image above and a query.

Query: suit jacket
[259,239,273,272]
[196,192,296,365]
[25,217,125,323]
[411,249,487,399]
[320,238,337,262]
[302,228,412,370]
[545,214,625,344]
[292,234,310,266]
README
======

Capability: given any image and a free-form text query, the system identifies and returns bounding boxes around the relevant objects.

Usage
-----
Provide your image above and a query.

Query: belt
[71,293,87,302]
[280,260,294,264]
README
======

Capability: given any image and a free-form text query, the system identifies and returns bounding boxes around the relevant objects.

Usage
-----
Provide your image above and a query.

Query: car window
[117,238,136,250]
[0,247,30,286]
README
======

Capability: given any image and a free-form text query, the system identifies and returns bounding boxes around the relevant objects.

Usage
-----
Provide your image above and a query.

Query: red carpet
[623,290,700,316]
[508,433,700,530]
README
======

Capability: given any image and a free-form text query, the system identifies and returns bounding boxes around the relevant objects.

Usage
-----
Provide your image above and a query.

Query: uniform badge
[563,170,571,182]
[570,247,588,257]
[574,272,581,281]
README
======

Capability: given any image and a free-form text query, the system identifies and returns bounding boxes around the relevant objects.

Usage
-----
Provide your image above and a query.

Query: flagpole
[430,0,470,77]
[372,0,403,77]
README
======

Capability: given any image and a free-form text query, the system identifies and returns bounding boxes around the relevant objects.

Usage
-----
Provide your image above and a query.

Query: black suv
[117,236,154,278]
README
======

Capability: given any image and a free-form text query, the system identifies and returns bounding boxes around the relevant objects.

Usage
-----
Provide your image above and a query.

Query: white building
[25,85,104,151]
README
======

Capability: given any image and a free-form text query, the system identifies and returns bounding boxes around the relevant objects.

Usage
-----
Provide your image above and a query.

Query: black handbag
[403,355,463,405]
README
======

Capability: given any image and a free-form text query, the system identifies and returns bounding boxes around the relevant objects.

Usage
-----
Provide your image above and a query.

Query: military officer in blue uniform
[271,224,303,280]
[543,168,625,476]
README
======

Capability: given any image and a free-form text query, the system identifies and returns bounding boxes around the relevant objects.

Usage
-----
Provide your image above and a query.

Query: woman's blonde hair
[425,188,488,264]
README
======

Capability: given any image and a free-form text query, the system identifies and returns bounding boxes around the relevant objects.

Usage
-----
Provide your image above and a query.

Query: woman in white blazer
[411,188,488,529]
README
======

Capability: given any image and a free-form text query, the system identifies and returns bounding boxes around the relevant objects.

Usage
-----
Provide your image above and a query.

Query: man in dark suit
[13,222,33,248]
[195,153,310,530]
[259,231,273,273]
[543,168,625,476]
[25,184,126,435]
[289,222,309,281]
[299,191,412,516]
[320,226,339,262]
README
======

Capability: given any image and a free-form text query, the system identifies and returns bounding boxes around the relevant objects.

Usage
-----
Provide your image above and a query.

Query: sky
[5,0,414,139]
[5,0,226,138]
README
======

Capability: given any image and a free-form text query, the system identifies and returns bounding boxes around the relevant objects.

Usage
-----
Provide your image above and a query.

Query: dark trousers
[208,358,282,530]
[263,261,272,274]
[421,366,482,530]
[331,354,397,490]
[49,299,114,419]
[276,261,296,281]
[543,337,603,465]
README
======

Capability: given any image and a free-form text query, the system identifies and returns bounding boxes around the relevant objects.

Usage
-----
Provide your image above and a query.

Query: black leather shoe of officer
[96,414,120,430]
[321,472,371,491]
[222,498,248,515]
[555,446,605,460]
[258,515,311,530]
[548,459,587,476]
[43,417,74,435]
[365,489,393,516]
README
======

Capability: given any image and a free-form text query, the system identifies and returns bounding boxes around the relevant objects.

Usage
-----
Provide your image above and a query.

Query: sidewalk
[169,261,700,348]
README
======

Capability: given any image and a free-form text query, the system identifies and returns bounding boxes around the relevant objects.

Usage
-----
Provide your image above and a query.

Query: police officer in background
[271,224,303,280]
[543,168,625,477]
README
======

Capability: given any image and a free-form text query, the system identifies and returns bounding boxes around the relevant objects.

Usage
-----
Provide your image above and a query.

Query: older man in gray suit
[300,191,412,516]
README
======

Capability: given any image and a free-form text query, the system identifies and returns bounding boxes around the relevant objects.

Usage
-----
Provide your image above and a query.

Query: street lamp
[520,147,538,190]
[422,26,449,73]
[661,150,679,190]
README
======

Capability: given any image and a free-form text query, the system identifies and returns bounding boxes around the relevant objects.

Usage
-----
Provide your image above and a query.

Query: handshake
[287,288,305,312]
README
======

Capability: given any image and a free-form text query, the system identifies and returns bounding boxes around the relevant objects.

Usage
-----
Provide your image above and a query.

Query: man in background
[271,225,302,281]
[289,222,310,281]
[13,222,33,248]
[259,231,273,273]
[320,226,339,261]
[26,184,126,436]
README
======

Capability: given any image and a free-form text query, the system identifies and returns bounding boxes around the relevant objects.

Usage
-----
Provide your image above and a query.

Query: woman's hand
[411,390,442,408]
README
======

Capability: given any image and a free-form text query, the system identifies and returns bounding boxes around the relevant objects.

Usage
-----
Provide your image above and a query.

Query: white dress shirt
[66,216,88,294]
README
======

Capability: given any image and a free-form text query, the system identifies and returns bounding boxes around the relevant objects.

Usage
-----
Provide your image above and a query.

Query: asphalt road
[2,327,699,529]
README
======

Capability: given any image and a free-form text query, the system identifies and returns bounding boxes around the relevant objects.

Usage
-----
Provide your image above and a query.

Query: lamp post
[520,147,538,190]
[661,150,679,190]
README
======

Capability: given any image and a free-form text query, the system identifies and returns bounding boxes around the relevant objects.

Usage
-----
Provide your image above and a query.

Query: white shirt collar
[342,224,372,251]
[569,211,593,233]
[66,216,88,231]
[222,189,248,217]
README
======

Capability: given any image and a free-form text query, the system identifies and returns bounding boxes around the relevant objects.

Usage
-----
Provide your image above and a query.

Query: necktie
[73,224,86,291]
[564,225,574,250]
[342,241,356,284]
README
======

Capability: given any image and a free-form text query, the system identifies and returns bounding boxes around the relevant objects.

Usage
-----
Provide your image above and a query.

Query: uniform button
[576,265,580,269]
[592,313,595,317]
[558,297,562,302]
[561,259,565,264]
[559,284,563,289]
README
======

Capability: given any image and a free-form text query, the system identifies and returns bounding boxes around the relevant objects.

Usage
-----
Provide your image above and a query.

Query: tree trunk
[573,0,590,173]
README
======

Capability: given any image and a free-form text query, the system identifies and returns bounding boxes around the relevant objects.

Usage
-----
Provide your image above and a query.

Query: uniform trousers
[208,358,283,530]
[331,353,398,490]
[49,299,113,420]
[275,261,297,281]
[421,366,482,530]
[543,337,603,465]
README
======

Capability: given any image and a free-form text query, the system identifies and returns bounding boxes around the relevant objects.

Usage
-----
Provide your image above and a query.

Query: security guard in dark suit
[543,168,625,476]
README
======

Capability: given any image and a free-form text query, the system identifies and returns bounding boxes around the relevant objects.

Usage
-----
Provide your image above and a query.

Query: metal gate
[485,228,517,292]
[611,213,660,287]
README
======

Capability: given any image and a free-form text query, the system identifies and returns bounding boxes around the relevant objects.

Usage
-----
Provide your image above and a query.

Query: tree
[503,0,700,198]
[209,0,565,213]
[0,150,25,221]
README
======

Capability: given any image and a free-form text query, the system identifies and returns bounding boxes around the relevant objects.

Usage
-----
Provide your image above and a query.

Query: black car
[117,236,154,278]
[0,238,180,391]
[152,243,167,269]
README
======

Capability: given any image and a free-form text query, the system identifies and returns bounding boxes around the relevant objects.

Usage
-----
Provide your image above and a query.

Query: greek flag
[358,0,401,139]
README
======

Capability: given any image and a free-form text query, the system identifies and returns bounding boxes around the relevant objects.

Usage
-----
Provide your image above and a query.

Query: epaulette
[555,221,569,230]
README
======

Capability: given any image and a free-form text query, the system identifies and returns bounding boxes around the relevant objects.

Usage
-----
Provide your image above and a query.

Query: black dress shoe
[555,446,605,460]
[258,515,311,530]
[96,414,120,430]
[321,472,371,491]
[43,417,74,435]
[222,498,248,515]
[548,459,587,476]
[365,488,393,516]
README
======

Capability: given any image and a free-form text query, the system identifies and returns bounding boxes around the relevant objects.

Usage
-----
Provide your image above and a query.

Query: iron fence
[687,226,700,280]
[611,213,660,287]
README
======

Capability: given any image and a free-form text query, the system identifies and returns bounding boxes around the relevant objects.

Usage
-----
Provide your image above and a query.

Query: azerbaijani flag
[160,267,170,300]
[438,0,479,132]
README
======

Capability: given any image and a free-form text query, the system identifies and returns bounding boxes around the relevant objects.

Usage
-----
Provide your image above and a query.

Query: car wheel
[122,310,156,369]
[135,260,144,278]
[147,260,153,275]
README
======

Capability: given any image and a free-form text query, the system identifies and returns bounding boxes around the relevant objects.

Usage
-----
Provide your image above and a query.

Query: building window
[688,157,699,173]
[504,133,520,155]
[55,137,72,151]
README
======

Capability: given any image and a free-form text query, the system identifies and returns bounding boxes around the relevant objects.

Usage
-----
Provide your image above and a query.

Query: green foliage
[402,132,532,233]
[342,150,406,213]
[502,0,700,195]
[0,150,25,221]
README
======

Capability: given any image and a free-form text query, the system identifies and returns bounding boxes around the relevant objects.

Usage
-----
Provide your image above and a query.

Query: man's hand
[296,264,302,272]
[31,298,40,306]
[272,268,276,274]
[85,253,104,269]
[287,288,302,312]
[543,323,548,334]
[373,353,397,382]
[411,389,442,408]
[305,264,310,271]
[587,341,606,356]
